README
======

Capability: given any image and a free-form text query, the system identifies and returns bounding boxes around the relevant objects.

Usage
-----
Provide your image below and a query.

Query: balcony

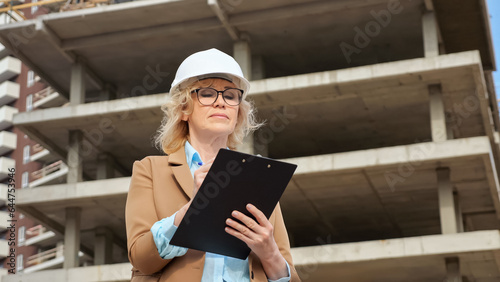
[33,87,68,109]
[0,156,14,181]
[30,144,57,163]
[30,160,68,188]
[0,80,19,106]
[24,245,87,273]
[24,225,57,247]
[0,105,18,131]
[0,184,7,206]
[0,211,9,231]
[0,56,21,82]
[0,43,8,60]
[0,131,16,155]
[0,239,8,258]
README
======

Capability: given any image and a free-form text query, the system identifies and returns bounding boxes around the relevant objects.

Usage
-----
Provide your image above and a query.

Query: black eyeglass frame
[191,87,244,106]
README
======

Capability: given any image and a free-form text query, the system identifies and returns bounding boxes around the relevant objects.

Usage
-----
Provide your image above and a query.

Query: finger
[225,218,255,240]
[225,226,251,244]
[246,204,272,228]
[231,210,262,233]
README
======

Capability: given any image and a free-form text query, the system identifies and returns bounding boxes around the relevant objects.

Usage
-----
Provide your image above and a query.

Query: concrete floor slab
[16,137,500,259]
[12,51,490,179]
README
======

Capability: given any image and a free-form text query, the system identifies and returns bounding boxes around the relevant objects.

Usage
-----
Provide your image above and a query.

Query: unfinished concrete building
[0,0,498,281]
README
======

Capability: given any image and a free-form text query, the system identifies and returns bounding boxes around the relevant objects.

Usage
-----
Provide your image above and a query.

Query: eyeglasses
[192,87,243,106]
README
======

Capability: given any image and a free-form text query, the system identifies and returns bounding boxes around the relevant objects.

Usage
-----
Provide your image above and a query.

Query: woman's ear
[181,113,189,121]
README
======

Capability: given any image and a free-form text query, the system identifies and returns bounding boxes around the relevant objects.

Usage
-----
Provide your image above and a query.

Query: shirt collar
[184,140,203,170]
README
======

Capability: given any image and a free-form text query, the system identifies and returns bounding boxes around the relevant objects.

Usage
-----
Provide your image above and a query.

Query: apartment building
[0,0,75,276]
[0,0,498,281]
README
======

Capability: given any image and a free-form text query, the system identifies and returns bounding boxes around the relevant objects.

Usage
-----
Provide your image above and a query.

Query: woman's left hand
[225,203,288,279]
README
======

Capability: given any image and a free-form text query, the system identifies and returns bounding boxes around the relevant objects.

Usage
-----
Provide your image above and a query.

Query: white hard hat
[170,48,250,96]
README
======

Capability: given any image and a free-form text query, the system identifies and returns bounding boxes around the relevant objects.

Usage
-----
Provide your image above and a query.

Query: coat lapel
[169,146,194,199]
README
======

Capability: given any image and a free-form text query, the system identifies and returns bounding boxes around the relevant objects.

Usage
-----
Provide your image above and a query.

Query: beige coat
[125,146,301,281]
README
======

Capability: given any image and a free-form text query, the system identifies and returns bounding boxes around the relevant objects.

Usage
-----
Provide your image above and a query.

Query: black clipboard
[170,148,297,260]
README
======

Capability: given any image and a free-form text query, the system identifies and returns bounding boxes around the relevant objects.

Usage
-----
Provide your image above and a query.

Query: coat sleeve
[273,203,301,282]
[125,158,172,274]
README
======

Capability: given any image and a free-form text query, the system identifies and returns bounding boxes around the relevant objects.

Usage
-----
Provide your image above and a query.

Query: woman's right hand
[174,158,215,226]
[192,158,215,196]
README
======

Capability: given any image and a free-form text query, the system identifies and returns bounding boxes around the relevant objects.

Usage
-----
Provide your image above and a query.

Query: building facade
[0,0,498,281]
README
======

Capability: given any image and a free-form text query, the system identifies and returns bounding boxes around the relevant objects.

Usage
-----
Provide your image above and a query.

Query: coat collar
[168,145,194,199]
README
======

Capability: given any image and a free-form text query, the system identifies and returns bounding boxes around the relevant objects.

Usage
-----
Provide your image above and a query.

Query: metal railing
[26,225,45,237]
[31,160,63,180]
[32,87,55,104]
[31,143,45,155]
[27,245,62,266]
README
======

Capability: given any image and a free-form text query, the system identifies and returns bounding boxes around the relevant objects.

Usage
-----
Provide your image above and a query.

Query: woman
[125,48,300,282]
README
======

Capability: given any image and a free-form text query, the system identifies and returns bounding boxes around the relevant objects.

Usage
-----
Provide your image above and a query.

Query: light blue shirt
[150,141,290,282]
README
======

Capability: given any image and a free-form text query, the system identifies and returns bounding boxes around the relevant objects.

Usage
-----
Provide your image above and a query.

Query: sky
[488,0,500,95]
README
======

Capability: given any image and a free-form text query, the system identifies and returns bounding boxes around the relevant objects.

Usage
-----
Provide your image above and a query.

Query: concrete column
[253,131,269,157]
[445,257,462,282]
[238,133,255,155]
[63,207,81,269]
[67,130,83,183]
[70,61,86,105]
[429,84,447,142]
[100,83,116,101]
[422,11,439,57]
[97,153,114,180]
[437,168,458,234]
[454,193,464,232]
[233,40,252,80]
[252,56,265,80]
[94,227,113,265]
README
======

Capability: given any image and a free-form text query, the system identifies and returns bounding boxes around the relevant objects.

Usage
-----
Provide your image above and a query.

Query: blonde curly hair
[153,78,262,155]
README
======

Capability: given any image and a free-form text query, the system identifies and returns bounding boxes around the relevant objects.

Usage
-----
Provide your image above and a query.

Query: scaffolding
[0,0,113,21]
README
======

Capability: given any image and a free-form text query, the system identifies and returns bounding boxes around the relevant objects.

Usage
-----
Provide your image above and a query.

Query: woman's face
[183,78,240,140]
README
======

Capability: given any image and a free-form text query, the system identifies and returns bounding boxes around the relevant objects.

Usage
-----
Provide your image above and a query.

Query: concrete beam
[62,17,220,51]
[56,0,390,50]
[13,93,167,126]
[437,168,458,234]
[2,262,132,282]
[208,0,239,40]
[12,51,483,126]
[63,207,81,269]
[3,231,500,282]
[230,0,391,26]
[35,20,76,63]
[35,21,112,92]
[16,177,130,205]
[422,11,439,57]
[17,206,94,258]
[0,35,68,99]
[285,136,490,175]
[291,230,500,265]
[481,0,497,71]
[429,84,447,142]
[250,51,483,107]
